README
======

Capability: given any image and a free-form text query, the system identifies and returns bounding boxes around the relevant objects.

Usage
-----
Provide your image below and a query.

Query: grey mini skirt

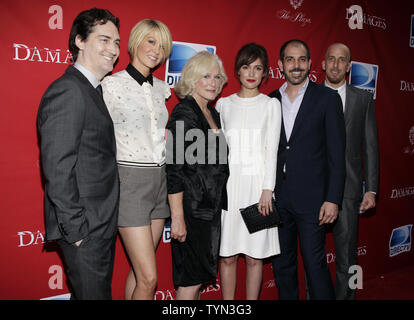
[117,165,170,227]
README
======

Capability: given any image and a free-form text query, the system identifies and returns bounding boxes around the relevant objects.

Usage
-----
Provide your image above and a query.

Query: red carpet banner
[1,0,413,300]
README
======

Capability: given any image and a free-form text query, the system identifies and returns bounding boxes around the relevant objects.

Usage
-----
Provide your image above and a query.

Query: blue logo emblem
[163,218,171,243]
[349,61,379,99]
[165,41,216,88]
[389,224,412,257]
[410,15,414,48]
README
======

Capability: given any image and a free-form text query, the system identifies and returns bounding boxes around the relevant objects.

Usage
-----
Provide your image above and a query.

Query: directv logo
[165,41,216,88]
[389,224,412,257]
[163,218,171,243]
[349,61,379,99]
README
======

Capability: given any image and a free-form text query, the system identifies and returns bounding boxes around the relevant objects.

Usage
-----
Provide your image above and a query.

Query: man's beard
[284,68,310,85]
[326,70,345,84]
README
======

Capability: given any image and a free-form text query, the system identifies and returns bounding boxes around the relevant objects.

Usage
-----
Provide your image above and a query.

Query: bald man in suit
[322,43,379,300]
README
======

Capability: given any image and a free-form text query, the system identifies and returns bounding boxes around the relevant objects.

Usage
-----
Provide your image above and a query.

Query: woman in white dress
[217,43,282,300]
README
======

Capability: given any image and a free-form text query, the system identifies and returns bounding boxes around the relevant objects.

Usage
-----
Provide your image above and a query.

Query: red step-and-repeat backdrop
[1,0,413,300]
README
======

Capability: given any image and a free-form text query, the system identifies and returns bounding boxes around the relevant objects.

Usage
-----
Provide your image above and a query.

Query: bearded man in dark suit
[269,39,346,300]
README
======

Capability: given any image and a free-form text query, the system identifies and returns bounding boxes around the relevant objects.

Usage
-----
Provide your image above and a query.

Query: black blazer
[269,81,346,213]
[166,96,229,221]
[37,66,119,243]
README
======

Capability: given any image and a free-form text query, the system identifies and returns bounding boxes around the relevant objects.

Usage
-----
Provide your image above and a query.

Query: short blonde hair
[175,51,227,99]
[128,19,172,63]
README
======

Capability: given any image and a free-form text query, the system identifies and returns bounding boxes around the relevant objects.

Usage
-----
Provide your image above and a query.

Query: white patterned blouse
[102,64,171,167]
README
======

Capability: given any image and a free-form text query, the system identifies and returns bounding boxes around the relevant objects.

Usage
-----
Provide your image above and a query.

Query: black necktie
[96,84,103,98]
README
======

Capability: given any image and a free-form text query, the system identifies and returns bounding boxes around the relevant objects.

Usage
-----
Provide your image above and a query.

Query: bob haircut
[174,51,227,99]
[69,8,120,62]
[234,43,269,79]
[128,19,172,63]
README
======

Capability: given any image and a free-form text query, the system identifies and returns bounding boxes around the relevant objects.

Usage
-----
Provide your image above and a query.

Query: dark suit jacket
[269,81,346,213]
[37,66,119,243]
[166,96,229,221]
[342,84,378,200]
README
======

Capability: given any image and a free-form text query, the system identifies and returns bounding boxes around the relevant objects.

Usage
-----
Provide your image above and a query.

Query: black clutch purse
[239,200,282,234]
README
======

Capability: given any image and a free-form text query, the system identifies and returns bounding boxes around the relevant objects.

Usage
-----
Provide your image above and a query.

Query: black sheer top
[166,96,229,220]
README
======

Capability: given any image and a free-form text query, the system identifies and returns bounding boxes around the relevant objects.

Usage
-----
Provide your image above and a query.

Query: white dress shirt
[279,78,309,141]
[102,69,171,167]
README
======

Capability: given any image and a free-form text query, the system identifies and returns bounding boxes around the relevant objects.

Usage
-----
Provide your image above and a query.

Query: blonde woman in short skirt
[102,19,172,300]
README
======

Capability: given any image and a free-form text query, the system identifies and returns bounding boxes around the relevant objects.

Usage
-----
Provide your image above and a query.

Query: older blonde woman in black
[166,51,229,300]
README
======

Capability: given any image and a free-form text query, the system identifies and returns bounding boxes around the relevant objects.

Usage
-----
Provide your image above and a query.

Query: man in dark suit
[322,43,378,299]
[269,40,346,299]
[37,8,121,299]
